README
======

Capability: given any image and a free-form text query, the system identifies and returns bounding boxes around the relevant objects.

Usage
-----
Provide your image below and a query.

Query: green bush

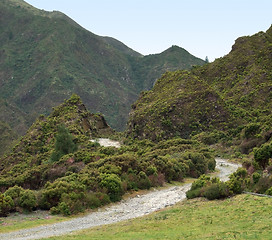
[203,182,229,200]
[98,164,122,175]
[39,180,86,209]
[254,143,272,169]
[252,172,261,184]
[19,189,37,211]
[100,174,122,202]
[137,171,151,189]
[190,175,211,191]
[85,193,102,209]
[182,152,208,177]
[60,192,85,214]
[94,192,111,206]
[234,168,248,178]
[227,175,243,194]
[51,202,71,216]
[207,159,216,171]
[242,123,261,139]
[146,166,157,176]
[51,125,77,162]
[4,185,24,206]
[253,176,272,194]
[265,187,272,196]
[0,193,14,217]
[186,188,201,199]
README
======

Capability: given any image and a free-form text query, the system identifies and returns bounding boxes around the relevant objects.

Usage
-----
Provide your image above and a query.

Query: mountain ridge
[127,25,272,150]
[0,0,205,156]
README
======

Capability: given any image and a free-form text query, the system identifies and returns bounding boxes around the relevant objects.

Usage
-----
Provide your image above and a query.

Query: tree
[205,56,209,63]
[51,125,77,162]
[254,143,272,169]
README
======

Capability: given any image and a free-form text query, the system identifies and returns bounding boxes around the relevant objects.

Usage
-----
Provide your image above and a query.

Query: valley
[0,1,272,239]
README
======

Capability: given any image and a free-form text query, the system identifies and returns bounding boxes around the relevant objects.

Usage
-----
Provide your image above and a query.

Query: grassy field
[44,194,272,240]
[0,211,69,233]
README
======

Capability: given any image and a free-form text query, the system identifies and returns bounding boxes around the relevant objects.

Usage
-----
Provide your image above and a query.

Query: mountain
[0,0,205,155]
[127,25,272,148]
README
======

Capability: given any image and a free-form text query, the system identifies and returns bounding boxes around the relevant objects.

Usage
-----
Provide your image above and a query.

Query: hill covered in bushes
[127,25,272,156]
[0,95,215,216]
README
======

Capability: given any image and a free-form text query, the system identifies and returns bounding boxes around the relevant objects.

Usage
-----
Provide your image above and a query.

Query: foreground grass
[0,211,69,233]
[46,194,272,240]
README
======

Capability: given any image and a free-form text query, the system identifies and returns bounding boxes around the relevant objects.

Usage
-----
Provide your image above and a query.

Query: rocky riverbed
[0,158,240,240]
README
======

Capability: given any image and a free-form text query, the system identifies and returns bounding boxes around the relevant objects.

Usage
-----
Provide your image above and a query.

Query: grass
[0,210,69,233]
[44,194,272,240]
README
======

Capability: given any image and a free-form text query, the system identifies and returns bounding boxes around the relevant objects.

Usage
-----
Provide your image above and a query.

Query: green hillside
[127,70,234,141]
[0,95,215,216]
[127,25,272,152]
[0,0,205,156]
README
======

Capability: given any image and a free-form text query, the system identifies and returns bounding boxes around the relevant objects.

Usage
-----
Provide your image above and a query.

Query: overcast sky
[25,0,272,61]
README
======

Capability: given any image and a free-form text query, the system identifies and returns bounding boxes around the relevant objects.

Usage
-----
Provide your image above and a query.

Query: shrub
[94,192,110,206]
[252,172,261,184]
[254,143,272,169]
[39,180,86,209]
[137,171,151,189]
[19,189,37,211]
[85,193,101,209]
[182,152,208,177]
[227,175,243,194]
[52,202,71,216]
[241,123,260,139]
[253,176,272,194]
[265,187,272,196]
[146,166,157,176]
[59,192,85,214]
[0,193,14,217]
[234,168,248,178]
[190,175,211,191]
[207,158,216,171]
[100,174,122,202]
[98,164,122,175]
[99,147,118,156]
[202,182,229,200]
[186,188,201,199]
[51,125,77,162]
[4,185,24,206]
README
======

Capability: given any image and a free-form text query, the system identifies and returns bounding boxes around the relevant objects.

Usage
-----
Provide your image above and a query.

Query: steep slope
[0,0,138,133]
[127,71,233,141]
[0,94,113,190]
[0,0,205,150]
[127,26,272,144]
[192,26,272,123]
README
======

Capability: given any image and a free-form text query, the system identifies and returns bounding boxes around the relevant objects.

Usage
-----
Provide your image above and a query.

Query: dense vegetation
[127,25,272,155]
[127,25,272,203]
[0,1,271,230]
[0,0,205,156]
[127,70,233,141]
[187,141,272,200]
[0,95,215,216]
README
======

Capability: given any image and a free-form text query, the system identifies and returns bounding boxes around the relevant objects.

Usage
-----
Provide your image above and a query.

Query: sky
[25,0,272,62]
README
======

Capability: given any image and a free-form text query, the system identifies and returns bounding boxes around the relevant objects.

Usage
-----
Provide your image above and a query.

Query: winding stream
[0,158,241,240]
